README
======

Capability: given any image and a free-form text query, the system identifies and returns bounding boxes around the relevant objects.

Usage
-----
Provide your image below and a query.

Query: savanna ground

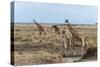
[11,23,97,66]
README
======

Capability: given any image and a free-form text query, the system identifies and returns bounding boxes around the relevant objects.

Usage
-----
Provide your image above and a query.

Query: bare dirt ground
[11,23,97,65]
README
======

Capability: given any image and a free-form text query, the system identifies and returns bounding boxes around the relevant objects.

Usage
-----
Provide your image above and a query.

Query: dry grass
[11,24,97,65]
[14,50,63,65]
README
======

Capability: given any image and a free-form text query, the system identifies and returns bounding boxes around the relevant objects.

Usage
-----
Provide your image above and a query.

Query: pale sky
[11,1,97,24]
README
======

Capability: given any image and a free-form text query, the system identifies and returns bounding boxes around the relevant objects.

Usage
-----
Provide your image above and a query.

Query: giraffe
[33,20,47,35]
[61,29,70,57]
[64,19,87,56]
[51,25,60,35]
[33,20,47,42]
[65,19,81,46]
